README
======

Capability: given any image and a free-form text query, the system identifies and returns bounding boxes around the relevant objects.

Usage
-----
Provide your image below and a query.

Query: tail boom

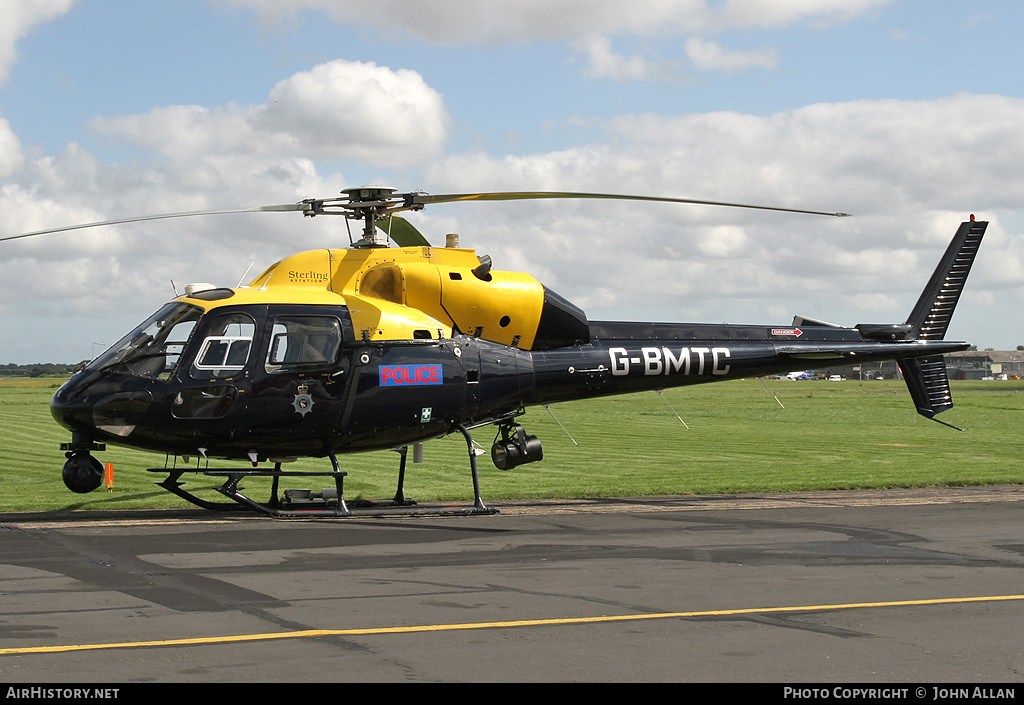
[525,219,986,428]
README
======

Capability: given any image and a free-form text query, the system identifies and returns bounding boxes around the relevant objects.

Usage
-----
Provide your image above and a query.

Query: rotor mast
[299,186,426,248]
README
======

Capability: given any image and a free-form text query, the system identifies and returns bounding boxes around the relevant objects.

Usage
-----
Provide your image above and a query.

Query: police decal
[379,364,444,386]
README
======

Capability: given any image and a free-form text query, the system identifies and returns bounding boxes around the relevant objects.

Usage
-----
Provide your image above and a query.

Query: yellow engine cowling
[248,247,555,349]
[400,261,545,348]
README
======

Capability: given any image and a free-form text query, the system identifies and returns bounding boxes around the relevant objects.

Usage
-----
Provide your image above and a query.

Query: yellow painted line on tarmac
[3,593,1023,656]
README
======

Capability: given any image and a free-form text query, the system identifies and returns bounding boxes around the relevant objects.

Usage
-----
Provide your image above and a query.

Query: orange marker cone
[104,462,114,492]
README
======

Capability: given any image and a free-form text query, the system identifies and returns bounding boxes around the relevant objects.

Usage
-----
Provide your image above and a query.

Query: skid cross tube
[148,432,500,517]
[149,460,352,518]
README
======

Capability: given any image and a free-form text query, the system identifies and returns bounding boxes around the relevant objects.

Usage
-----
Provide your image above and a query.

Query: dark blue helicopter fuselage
[51,307,968,463]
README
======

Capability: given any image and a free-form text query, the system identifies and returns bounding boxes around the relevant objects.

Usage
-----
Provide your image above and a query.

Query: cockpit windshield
[88,302,203,379]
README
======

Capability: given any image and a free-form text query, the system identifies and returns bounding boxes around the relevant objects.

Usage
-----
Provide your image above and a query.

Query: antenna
[543,404,578,445]
[759,377,785,408]
[656,389,689,429]
[236,262,254,287]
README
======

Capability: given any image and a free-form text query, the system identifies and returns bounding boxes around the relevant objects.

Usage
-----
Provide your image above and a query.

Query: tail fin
[906,218,987,339]
[900,218,988,428]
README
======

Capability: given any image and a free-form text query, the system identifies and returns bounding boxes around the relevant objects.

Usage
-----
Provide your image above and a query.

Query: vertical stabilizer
[899,218,986,429]
[906,219,987,339]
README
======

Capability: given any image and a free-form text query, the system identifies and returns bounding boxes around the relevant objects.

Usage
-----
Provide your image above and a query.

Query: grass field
[1,376,1022,512]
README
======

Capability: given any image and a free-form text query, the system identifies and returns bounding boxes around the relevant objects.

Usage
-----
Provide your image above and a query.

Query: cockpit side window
[191,312,256,379]
[265,316,342,373]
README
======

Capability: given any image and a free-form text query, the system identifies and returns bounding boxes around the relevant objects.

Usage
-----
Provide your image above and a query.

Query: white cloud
[0,0,75,84]
[4,92,1023,359]
[424,95,1024,218]
[219,0,893,43]
[221,0,708,42]
[686,37,778,72]
[599,94,1024,214]
[217,1,892,87]
[710,0,892,31]
[413,94,1024,333]
[573,36,676,82]
[90,60,450,168]
[216,1,891,86]
[850,292,901,313]
[0,58,451,339]
[0,146,357,347]
[697,225,749,257]
[0,115,24,176]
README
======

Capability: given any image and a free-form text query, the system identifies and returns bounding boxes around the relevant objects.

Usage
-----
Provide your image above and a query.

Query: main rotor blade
[409,191,851,218]
[0,203,307,243]
[0,189,850,245]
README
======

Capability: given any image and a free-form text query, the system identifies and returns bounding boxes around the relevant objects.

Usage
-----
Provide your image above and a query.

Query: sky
[1,0,1023,364]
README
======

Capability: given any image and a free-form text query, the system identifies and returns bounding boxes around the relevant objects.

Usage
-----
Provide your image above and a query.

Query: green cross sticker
[420,407,432,423]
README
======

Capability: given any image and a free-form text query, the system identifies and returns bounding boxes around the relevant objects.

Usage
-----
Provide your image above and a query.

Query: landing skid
[149,461,353,518]
[147,425,498,518]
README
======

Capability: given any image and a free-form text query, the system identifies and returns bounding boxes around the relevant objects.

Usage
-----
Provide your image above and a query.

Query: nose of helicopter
[51,371,154,439]
[50,371,99,434]
[51,371,109,494]
[52,370,159,494]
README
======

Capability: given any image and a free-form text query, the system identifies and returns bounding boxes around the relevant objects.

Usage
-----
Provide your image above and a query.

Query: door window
[265,316,342,372]
[191,312,256,379]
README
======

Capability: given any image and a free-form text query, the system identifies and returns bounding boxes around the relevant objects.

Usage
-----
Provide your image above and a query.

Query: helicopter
[2,187,987,517]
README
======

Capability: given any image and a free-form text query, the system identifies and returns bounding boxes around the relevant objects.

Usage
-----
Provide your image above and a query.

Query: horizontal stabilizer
[777,346,853,360]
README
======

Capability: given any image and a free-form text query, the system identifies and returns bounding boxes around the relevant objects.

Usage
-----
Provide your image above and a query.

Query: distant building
[943,350,1024,380]
[806,351,1024,381]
